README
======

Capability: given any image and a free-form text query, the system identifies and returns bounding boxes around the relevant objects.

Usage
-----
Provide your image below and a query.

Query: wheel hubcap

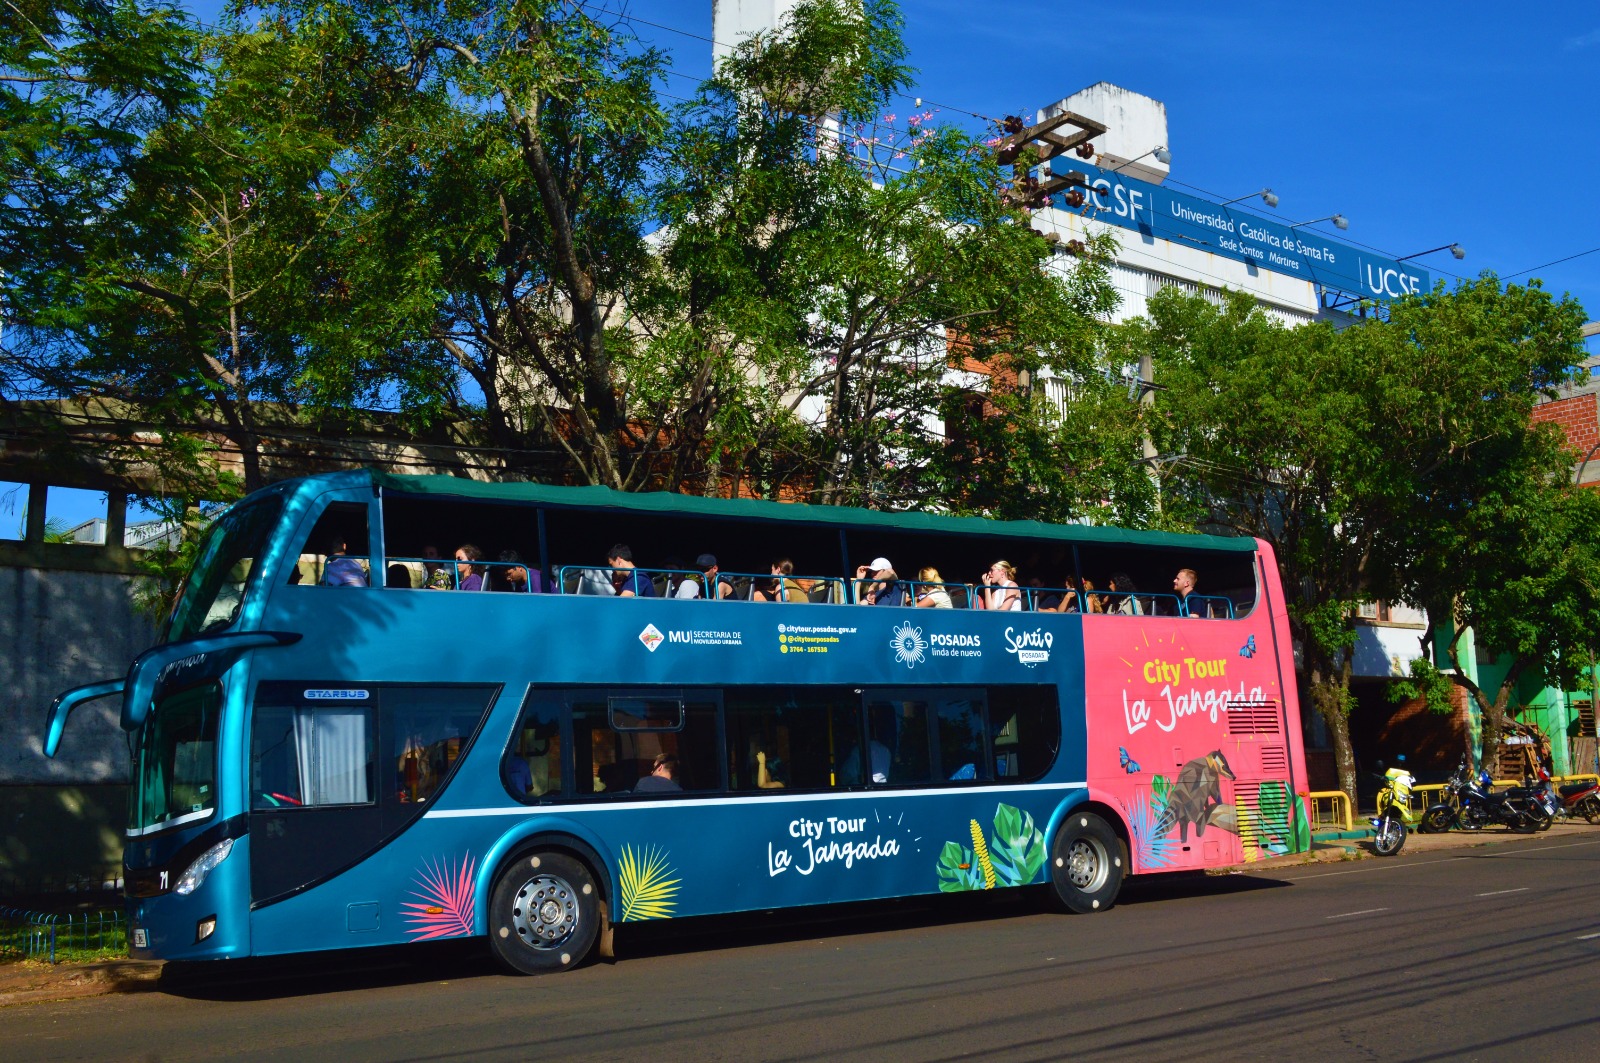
[511,875,579,950]
[1067,838,1107,891]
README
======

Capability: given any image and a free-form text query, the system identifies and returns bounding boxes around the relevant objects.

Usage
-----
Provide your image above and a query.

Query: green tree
[1124,278,1586,802]
[655,0,1132,515]
[1380,278,1595,771]
[1,0,202,398]
[1403,477,1600,773]
[1123,289,1378,800]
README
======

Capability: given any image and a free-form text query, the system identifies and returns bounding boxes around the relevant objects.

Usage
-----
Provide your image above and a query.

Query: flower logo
[890,621,928,669]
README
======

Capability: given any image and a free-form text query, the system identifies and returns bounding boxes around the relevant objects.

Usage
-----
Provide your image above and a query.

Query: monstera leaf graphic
[987,804,1046,887]
[1125,790,1177,870]
[935,840,987,891]
[1252,780,1311,856]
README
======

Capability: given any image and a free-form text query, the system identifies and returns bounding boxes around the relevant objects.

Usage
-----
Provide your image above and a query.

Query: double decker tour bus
[44,470,1309,973]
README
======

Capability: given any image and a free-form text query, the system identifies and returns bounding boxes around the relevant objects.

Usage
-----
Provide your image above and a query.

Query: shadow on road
[158,939,498,1001]
[1116,869,1290,906]
[156,873,1292,1000]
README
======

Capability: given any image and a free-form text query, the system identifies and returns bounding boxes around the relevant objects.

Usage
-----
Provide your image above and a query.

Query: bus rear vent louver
[1226,701,1281,735]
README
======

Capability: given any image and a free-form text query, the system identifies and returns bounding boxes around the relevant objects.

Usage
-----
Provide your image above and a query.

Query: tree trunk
[1307,665,1358,806]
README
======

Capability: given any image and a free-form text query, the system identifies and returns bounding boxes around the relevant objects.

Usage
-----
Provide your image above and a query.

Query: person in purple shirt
[454,544,486,591]
[495,549,543,593]
[321,535,368,587]
[607,543,655,597]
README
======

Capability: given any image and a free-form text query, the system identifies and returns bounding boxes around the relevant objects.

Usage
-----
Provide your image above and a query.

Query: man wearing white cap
[855,557,907,607]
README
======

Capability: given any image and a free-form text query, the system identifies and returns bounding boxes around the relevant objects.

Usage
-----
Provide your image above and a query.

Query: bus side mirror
[44,679,126,758]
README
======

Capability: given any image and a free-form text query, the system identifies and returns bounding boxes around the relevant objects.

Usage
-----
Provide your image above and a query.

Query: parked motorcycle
[1526,765,1560,830]
[1421,758,1548,833]
[1372,763,1416,856]
[1556,775,1600,823]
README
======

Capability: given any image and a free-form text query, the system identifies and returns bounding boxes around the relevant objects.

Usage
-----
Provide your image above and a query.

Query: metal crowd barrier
[0,907,125,964]
[1303,790,1353,832]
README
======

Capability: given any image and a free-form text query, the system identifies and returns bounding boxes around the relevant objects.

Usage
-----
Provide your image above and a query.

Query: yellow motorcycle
[1372,761,1417,857]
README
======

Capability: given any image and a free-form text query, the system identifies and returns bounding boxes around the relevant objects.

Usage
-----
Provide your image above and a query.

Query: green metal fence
[0,907,125,964]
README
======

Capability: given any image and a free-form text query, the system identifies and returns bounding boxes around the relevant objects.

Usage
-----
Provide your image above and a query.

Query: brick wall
[1532,392,1598,456]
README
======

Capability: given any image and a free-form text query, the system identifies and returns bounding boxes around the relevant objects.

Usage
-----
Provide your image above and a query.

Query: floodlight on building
[1105,145,1171,173]
[1290,214,1348,231]
[1219,188,1279,209]
[1396,243,1466,262]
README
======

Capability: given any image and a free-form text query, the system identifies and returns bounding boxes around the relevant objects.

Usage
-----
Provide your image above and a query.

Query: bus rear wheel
[1050,812,1123,914]
[489,852,600,974]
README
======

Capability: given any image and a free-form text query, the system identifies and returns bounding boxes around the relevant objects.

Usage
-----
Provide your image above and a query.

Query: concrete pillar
[25,482,47,542]
[106,492,127,550]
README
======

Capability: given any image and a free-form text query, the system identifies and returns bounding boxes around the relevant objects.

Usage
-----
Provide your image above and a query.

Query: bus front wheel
[489,851,600,974]
[1050,812,1123,914]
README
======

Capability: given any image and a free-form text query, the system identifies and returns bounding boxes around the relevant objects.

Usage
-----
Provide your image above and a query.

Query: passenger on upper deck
[663,556,698,599]
[915,567,953,608]
[977,560,1021,611]
[454,544,485,591]
[694,554,732,599]
[1107,572,1142,615]
[755,558,807,603]
[495,550,543,593]
[321,535,369,587]
[608,544,655,597]
[422,545,454,590]
[1173,567,1203,617]
[856,558,906,607]
[1029,576,1063,612]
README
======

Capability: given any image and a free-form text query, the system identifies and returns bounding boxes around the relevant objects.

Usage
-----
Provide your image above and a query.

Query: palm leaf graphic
[401,853,477,940]
[618,845,680,921]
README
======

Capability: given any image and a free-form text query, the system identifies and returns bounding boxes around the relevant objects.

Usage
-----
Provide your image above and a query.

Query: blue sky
[19,1,1596,532]
[646,0,1598,338]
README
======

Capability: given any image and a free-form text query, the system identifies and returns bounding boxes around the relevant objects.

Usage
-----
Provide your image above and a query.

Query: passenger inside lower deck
[633,753,682,792]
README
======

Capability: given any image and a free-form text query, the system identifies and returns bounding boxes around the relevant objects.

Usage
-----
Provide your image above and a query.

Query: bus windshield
[129,683,221,834]
[166,494,284,642]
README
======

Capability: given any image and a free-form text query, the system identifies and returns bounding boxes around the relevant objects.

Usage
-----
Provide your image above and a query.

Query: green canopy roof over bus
[367,471,1257,555]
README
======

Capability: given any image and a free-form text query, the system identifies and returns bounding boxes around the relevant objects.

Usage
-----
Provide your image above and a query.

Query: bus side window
[504,697,563,800]
[725,687,860,792]
[865,699,932,786]
[382,687,497,806]
[934,694,989,782]
[251,704,375,808]
[571,696,718,796]
[990,687,1061,781]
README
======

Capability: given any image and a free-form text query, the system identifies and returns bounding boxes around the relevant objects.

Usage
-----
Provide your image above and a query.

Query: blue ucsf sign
[1049,159,1428,302]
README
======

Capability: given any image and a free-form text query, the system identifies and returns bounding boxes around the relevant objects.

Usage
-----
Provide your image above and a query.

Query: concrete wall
[2,565,156,889]
[2,565,155,785]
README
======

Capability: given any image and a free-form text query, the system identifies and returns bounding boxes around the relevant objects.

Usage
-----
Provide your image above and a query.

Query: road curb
[0,959,163,1008]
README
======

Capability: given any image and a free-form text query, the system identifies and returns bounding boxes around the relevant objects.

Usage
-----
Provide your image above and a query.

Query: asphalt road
[7,834,1600,1062]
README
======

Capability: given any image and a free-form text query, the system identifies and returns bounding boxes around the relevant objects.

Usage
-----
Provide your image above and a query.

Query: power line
[1502,247,1600,282]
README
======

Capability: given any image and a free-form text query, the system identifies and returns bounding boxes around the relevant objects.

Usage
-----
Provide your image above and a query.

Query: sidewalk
[1223,816,1596,874]
[0,956,162,1007]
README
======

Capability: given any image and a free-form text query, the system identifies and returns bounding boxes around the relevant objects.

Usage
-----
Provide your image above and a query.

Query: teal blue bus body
[45,470,1308,965]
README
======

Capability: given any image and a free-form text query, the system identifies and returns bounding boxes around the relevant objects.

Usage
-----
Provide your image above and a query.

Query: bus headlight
[173,838,234,896]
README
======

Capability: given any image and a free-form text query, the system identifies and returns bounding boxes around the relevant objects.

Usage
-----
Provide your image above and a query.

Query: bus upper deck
[169,469,1265,640]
